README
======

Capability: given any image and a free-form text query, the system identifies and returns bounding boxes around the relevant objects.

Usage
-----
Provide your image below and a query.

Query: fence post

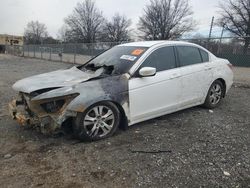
[34,45,35,58]
[41,47,43,59]
[233,45,237,55]
[91,43,94,57]
[49,47,52,61]
[60,43,63,62]
[217,43,220,54]
[74,43,76,64]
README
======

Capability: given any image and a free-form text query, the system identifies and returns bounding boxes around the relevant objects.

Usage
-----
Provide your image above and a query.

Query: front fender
[66,88,108,112]
[66,75,129,116]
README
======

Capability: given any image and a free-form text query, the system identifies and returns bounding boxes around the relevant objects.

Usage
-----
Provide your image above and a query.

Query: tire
[73,102,120,142]
[203,80,224,109]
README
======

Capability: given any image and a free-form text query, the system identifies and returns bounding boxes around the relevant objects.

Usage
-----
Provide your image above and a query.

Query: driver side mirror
[139,67,156,77]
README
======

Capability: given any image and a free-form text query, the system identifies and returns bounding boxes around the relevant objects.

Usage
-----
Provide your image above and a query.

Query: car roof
[118,40,196,48]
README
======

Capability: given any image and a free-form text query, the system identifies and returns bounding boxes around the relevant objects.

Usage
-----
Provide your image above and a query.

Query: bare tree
[191,33,206,39]
[57,25,72,43]
[138,0,195,40]
[24,21,48,44]
[218,0,250,53]
[102,13,132,42]
[64,0,104,43]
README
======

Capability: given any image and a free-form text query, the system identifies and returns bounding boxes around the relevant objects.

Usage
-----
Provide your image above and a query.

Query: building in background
[0,34,24,53]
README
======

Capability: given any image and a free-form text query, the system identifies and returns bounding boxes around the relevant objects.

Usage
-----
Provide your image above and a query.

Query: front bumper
[9,100,38,126]
[9,99,63,134]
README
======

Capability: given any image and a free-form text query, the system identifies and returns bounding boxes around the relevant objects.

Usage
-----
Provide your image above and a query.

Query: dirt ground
[0,54,249,188]
[233,67,250,86]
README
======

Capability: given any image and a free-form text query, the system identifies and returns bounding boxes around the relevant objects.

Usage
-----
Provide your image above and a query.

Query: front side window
[177,46,202,67]
[139,46,176,72]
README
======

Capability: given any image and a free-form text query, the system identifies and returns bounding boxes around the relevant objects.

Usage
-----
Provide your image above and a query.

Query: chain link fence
[5,37,250,67]
[6,42,122,64]
[184,37,250,67]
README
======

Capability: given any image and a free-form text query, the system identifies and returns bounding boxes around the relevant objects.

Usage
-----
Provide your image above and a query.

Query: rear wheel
[73,102,120,141]
[203,80,224,109]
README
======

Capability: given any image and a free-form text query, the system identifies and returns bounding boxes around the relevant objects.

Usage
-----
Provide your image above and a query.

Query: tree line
[24,0,250,52]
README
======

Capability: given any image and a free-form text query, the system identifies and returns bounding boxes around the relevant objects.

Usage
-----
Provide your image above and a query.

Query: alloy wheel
[209,83,222,105]
[83,105,115,138]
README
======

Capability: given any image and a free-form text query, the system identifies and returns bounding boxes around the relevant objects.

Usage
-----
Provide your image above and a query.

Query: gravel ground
[0,54,249,188]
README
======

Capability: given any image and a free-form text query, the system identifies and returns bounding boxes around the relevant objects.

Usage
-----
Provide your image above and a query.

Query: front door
[128,46,183,124]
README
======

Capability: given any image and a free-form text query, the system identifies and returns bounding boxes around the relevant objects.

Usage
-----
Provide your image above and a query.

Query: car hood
[12,66,103,93]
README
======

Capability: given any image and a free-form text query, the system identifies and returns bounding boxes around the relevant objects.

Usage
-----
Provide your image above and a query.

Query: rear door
[175,46,213,105]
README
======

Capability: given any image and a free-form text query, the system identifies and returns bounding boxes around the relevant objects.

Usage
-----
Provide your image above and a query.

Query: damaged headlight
[40,99,65,113]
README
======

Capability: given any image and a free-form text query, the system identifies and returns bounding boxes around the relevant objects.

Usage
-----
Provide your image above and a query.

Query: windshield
[81,46,149,75]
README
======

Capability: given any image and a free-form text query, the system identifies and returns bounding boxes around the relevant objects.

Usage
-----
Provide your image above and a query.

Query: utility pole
[219,25,225,43]
[208,16,215,40]
[217,25,225,54]
[207,16,214,49]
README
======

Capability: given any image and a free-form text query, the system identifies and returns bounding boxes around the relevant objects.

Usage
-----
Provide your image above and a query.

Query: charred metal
[9,66,130,135]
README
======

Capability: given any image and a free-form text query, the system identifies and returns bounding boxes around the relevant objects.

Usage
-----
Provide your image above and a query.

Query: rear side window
[177,46,202,67]
[199,49,209,62]
[140,46,176,72]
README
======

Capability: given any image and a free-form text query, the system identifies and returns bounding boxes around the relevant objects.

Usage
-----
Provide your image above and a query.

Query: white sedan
[9,41,234,141]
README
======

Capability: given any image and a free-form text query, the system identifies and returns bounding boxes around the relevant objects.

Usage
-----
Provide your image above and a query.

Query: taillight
[227,63,233,70]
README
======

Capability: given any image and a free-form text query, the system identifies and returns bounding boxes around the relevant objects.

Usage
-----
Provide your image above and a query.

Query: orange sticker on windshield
[131,49,145,56]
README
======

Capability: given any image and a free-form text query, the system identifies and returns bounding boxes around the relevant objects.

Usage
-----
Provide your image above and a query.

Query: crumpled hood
[13,66,102,93]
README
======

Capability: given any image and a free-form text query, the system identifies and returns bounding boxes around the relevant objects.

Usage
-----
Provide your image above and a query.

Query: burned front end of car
[8,72,130,135]
[8,66,104,134]
[8,45,142,136]
[9,90,79,134]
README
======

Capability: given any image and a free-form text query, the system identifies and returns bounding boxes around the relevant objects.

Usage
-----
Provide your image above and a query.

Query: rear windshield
[82,46,149,75]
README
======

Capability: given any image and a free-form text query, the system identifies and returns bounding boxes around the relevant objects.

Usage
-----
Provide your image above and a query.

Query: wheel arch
[206,78,226,96]
[215,78,227,97]
[68,99,129,131]
[109,100,129,131]
[204,78,227,103]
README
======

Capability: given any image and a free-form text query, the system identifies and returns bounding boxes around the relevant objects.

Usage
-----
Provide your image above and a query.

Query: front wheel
[203,80,224,109]
[73,102,120,141]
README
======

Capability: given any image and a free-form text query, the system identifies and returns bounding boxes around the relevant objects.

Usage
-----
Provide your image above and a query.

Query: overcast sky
[0,0,222,38]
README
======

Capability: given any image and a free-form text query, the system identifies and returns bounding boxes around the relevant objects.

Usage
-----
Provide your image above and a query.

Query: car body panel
[178,62,213,105]
[129,68,183,124]
[12,66,103,93]
[65,74,129,113]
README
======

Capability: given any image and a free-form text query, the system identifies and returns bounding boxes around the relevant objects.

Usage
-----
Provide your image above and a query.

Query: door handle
[204,65,212,70]
[170,73,181,79]
[205,67,212,70]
